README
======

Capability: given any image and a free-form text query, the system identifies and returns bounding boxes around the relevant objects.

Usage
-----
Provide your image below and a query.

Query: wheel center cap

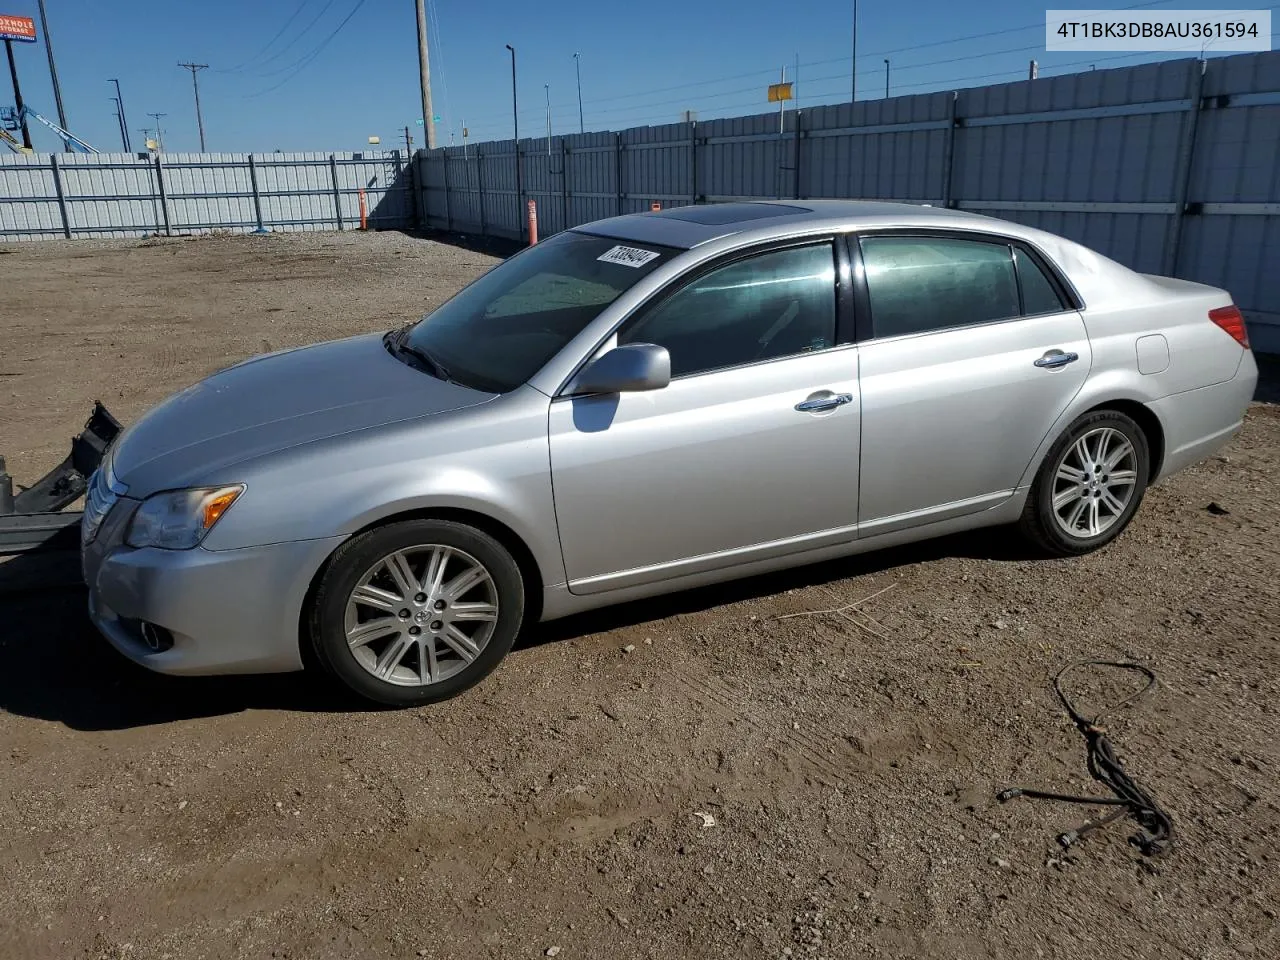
[413,610,430,625]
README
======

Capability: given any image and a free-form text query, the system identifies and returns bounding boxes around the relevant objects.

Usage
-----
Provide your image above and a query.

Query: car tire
[308,519,525,707]
[1018,409,1151,557]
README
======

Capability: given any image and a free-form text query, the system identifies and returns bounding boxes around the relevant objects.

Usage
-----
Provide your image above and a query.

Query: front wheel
[308,519,526,707]
[1018,410,1151,557]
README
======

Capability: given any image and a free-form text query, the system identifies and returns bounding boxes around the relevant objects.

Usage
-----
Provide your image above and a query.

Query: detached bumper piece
[0,402,121,556]
[0,511,85,555]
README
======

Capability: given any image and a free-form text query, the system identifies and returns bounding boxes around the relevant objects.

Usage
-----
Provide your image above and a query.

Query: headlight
[125,484,245,550]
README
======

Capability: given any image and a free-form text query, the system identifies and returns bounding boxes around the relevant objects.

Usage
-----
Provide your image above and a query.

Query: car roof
[572,199,1006,250]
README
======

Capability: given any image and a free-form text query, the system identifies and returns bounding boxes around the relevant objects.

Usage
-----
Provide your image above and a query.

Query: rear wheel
[1019,409,1150,557]
[309,519,525,707]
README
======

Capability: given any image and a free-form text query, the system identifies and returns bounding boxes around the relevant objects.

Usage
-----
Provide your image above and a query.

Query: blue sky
[2,0,1275,153]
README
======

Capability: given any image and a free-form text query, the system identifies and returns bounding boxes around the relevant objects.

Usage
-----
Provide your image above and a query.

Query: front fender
[199,391,566,586]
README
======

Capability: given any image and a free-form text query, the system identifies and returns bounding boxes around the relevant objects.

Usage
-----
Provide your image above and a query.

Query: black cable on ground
[997,660,1174,857]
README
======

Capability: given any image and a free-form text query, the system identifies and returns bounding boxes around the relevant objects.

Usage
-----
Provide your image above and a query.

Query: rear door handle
[1034,350,1079,369]
[795,392,853,413]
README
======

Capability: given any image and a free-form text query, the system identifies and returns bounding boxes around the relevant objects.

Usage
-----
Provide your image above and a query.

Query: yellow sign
[767,82,794,103]
[145,139,158,151]
[367,135,381,145]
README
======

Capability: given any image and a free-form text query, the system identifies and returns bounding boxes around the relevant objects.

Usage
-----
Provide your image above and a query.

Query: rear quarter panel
[1009,229,1249,489]
[1081,275,1244,398]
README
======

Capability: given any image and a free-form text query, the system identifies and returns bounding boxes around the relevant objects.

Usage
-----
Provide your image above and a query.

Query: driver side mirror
[570,342,671,395]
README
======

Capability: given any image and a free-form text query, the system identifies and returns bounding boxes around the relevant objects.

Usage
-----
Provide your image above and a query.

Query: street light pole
[573,52,584,134]
[545,82,551,156]
[110,96,127,150]
[109,78,131,151]
[506,43,522,241]
[36,0,68,145]
[851,0,857,103]
[884,59,890,99]
[5,39,33,149]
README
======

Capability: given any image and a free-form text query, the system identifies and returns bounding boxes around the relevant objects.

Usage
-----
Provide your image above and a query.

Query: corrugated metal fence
[417,52,1280,352]
[0,150,415,240]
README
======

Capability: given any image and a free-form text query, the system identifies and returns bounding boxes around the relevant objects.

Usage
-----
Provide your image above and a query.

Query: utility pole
[414,0,435,148]
[794,52,800,111]
[544,82,551,156]
[1029,59,1039,80]
[884,59,890,99]
[573,52,584,134]
[851,0,857,103]
[4,40,33,149]
[109,78,131,151]
[36,0,68,146]
[110,96,127,150]
[178,63,208,151]
[506,43,521,241]
[147,112,166,151]
[403,124,413,155]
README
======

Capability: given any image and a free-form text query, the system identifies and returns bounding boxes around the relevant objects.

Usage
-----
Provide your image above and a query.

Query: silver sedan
[81,201,1259,706]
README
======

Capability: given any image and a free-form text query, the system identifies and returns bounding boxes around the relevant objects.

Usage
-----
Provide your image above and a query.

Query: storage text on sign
[0,14,37,42]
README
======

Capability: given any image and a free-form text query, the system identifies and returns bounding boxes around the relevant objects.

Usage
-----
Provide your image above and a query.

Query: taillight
[1209,305,1249,348]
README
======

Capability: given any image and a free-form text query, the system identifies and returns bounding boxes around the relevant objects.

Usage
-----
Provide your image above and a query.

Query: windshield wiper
[385,328,454,382]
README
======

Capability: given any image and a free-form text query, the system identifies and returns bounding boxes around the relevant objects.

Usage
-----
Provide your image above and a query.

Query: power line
[243,0,341,76]
[241,0,372,98]
[458,0,1268,139]
[566,42,1048,127]
[457,0,1187,129]
[427,0,452,140]
[535,46,1227,134]
[453,0,1189,131]
[214,0,313,73]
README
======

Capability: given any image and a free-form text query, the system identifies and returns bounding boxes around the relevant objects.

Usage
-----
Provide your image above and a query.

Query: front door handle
[1034,350,1079,369]
[795,392,853,413]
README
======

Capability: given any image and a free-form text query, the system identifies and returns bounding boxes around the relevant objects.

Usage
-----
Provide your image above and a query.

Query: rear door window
[859,235,1020,338]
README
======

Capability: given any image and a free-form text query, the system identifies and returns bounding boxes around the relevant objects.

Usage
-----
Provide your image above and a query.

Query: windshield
[399,230,678,392]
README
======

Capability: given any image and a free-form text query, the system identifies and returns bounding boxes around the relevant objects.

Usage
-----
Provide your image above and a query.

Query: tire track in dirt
[669,671,867,788]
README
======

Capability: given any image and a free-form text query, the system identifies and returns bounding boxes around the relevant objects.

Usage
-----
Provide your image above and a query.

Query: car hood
[108,332,496,495]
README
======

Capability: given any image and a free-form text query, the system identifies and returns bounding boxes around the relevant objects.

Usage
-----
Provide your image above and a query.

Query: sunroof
[657,202,812,226]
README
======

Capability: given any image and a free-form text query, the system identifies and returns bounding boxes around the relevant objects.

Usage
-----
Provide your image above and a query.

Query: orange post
[526,199,538,245]
[358,189,368,230]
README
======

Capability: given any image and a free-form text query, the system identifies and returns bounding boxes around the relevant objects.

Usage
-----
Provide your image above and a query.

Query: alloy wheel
[343,545,499,687]
[1050,426,1139,539]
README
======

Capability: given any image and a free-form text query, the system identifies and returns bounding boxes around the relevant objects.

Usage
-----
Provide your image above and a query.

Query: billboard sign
[0,14,36,42]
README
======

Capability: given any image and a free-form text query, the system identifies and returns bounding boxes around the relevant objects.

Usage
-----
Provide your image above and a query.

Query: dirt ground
[1,232,1278,960]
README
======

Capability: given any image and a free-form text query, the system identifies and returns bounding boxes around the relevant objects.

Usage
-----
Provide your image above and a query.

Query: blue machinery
[1,103,97,154]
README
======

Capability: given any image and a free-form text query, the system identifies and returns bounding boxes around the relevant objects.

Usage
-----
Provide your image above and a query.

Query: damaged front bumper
[0,402,121,555]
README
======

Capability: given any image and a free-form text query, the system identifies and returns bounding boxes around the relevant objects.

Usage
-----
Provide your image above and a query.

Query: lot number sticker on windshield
[597,245,660,268]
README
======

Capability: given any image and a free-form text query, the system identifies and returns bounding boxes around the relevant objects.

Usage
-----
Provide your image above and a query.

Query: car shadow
[0,527,1040,732]
[391,226,523,260]
[1253,351,1280,404]
[0,551,377,731]
[516,526,1047,650]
